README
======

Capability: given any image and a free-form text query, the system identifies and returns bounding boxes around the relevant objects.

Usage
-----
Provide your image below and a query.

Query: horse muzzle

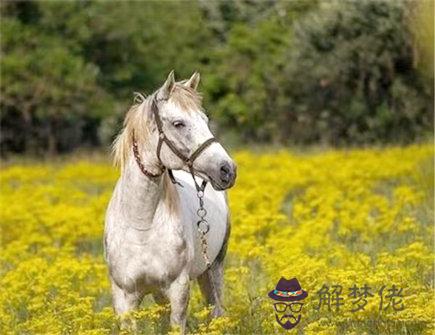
[209,160,237,191]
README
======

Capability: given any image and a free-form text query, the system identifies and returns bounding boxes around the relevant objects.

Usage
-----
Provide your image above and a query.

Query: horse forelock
[170,83,203,112]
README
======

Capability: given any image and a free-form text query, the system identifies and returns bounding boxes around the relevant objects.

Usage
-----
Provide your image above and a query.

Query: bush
[277,0,433,144]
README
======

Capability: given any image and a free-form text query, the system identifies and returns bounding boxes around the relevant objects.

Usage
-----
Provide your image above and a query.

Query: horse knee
[111,279,141,315]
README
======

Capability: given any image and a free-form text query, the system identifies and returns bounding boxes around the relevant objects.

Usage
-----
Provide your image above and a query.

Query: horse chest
[112,224,190,288]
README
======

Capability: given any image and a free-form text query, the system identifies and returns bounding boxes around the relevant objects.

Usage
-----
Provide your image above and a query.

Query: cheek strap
[152,96,217,191]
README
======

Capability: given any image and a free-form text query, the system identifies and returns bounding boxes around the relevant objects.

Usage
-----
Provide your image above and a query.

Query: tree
[1,13,110,154]
[0,0,212,154]
[1,0,432,154]
[201,0,316,142]
[278,0,433,144]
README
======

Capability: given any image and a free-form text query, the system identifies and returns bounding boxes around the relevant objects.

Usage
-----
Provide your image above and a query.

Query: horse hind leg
[197,259,225,318]
[198,214,231,318]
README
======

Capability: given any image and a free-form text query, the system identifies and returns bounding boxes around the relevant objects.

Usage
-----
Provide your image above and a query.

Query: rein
[132,95,218,268]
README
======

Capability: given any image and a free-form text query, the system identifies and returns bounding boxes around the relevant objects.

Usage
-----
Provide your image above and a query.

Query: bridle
[153,96,218,192]
[131,95,219,238]
[132,95,217,193]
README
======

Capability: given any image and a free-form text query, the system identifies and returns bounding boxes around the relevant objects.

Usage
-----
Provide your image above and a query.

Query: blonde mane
[112,83,202,169]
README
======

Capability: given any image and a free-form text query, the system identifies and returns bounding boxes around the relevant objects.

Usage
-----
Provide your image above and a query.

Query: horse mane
[112,83,202,170]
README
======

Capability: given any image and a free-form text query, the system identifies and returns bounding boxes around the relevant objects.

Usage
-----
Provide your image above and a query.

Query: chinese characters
[315,284,405,312]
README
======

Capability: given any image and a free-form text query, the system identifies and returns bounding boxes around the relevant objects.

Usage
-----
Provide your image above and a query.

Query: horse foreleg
[197,260,224,318]
[165,273,190,334]
[111,278,142,330]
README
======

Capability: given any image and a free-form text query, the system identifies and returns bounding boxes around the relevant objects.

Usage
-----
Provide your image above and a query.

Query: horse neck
[118,155,164,229]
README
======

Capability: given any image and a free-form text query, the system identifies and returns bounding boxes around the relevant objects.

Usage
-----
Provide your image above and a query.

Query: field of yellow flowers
[0,144,433,334]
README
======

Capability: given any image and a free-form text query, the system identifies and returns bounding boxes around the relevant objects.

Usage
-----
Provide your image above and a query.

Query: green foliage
[1,1,212,154]
[1,2,111,154]
[278,0,433,144]
[207,0,432,144]
[204,19,288,142]
[0,0,433,155]
[202,1,317,143]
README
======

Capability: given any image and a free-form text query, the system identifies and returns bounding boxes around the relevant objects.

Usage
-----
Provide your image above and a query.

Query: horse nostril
[219,162,231,183]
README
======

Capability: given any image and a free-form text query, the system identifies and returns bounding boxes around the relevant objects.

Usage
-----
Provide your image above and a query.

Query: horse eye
[172,121,185,128]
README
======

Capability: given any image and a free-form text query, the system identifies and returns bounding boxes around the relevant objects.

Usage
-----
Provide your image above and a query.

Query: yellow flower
[0,144,432,334]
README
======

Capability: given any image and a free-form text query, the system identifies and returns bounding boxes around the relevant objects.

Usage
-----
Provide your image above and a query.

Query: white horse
[104,71,237,332]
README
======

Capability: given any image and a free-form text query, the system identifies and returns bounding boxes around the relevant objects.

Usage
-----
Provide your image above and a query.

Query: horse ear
[184,72,200,90]
[159,70,175,100]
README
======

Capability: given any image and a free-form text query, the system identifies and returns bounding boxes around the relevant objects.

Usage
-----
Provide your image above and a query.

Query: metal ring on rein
[197,219,210,234]
[197,207,207,217]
